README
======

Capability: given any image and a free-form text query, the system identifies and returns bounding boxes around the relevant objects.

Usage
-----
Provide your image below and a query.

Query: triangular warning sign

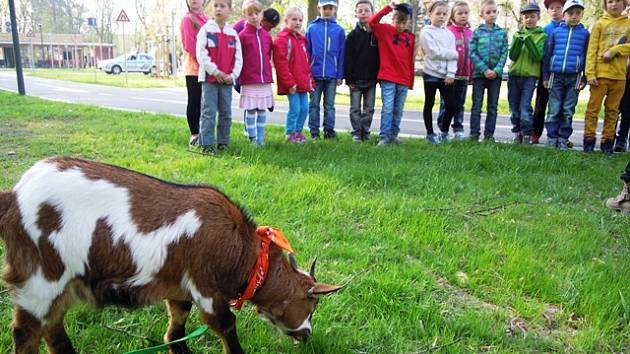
[116,9,130,22]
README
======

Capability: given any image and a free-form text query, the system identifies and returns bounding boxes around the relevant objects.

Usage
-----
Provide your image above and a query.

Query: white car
[98,53,155,75]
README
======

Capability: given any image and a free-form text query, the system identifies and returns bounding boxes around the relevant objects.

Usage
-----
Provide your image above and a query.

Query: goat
[0,157,341,354]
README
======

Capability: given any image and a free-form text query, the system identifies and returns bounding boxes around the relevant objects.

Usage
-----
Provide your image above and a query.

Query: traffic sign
[116,10,130,22]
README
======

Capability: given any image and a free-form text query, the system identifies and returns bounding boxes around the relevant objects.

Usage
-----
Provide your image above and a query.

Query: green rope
[123,325,209,354]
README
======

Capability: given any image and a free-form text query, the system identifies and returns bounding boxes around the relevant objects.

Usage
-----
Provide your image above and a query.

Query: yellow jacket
[586,12,630,81]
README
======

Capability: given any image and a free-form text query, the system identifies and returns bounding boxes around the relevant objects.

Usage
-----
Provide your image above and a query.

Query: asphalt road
[0,71,599,147]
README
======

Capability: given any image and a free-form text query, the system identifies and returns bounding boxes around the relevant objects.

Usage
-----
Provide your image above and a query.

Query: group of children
[180,0,630,155]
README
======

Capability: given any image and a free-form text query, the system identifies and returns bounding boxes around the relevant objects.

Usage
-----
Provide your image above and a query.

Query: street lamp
[38,23,44,67]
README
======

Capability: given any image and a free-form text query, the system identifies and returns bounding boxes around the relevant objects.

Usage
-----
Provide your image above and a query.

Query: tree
[95,0,113,43]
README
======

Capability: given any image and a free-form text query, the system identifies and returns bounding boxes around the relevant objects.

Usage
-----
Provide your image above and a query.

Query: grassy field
[0,90,628,353]
[21,68,592,117]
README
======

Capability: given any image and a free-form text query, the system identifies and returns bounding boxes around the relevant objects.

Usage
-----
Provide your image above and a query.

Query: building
[0,32,115,69]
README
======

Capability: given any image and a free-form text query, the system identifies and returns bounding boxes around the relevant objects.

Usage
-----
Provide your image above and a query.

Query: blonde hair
[448,1,470,26]
[284,6,304,20]
[211,0,232,6]
[243,0,263,14]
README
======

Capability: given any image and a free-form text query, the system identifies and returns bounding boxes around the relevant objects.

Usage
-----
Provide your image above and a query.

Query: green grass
[22,68,591,117]
[0,90,628,353]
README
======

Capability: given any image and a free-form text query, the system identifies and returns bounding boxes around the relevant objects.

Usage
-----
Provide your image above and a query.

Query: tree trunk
[308,0,318,23]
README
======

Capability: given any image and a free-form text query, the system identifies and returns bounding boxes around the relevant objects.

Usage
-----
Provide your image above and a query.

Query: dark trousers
[437,79,467,133]
[185,76,202,135]
[423,74,455,135]
[533,75,548,138]
[349,84,377,138]
[623,160,630,182]
[470,77,502,138]
[616,80,630,144]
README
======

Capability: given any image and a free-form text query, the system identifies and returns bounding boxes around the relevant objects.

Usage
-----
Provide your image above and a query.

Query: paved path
[0,72,598,146]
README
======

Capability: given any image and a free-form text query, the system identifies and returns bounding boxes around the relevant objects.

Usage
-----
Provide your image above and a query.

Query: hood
[602,12,628,23]
[478,23,503,33]
[311,16,338,25]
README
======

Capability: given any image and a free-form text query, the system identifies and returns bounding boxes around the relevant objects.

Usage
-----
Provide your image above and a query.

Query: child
[507,2,547,144]
[584,0,630,153]
[345,0,380,142]
[196,0,242,154]
[469,0,509,141]
[420,1,460,144]
[274,7,313,144]
[542,0,588,149]
[238,1,274,146]
[614,60,630,152]
[180,0,208,147]
[606,160,630,211]
[532,0,566,144]
[369,1,415,146]
[306,0,346,139]
[437,1,473,140]
[261,8,281,32]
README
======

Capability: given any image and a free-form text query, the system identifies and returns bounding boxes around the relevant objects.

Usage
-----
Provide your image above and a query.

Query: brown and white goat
[0,157,341,354]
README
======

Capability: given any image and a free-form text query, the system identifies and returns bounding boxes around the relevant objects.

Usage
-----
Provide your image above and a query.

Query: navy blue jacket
[306,17,346,79]
[543,22,590,81]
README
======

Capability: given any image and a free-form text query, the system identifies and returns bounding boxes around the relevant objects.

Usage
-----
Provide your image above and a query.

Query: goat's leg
[164,299,193,354]
[199,301,243,354]
[12,306,43,354]
[43,321,76,354]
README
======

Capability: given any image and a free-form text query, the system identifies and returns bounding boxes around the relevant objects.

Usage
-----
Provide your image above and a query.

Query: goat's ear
[308,283,343,297]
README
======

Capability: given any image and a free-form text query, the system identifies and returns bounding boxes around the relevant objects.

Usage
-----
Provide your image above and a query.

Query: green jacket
[508,26,547,77]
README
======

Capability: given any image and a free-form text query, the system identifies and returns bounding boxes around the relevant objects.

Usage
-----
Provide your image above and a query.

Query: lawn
[0,90,628,353]
[22,68,592,117]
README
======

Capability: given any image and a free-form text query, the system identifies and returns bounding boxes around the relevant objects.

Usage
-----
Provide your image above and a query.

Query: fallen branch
[412,337,463,353]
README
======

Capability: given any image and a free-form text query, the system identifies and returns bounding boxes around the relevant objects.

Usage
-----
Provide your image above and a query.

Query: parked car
[98,53,155,75]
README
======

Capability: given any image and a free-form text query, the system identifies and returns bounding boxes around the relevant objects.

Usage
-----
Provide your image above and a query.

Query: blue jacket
[543,20,563,39]
[306,17,346,79]
[543,22,590,81]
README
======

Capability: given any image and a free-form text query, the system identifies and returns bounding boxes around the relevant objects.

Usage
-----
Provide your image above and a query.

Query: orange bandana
[232,226,294,310]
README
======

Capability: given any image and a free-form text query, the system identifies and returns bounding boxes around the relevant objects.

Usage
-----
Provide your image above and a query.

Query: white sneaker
[454,131,466,140]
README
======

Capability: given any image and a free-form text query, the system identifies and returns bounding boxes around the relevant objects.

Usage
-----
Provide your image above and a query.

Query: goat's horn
[309,257,318,279]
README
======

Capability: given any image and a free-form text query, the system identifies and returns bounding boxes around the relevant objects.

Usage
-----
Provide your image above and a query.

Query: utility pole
[8,0,25,95]
[171,9,178,77]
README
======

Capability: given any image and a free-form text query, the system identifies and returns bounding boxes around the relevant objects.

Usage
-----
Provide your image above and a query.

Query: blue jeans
[508,76,538,135]
[286,93,309,135]
[438,79,467,133]
[200,82,233,146]
[545,73,579,140]
[309,78,337,136]
[470,77,502,138]
[379,81,408,140]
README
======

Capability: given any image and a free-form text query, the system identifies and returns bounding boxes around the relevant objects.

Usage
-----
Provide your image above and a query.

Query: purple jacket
[238,23,274,85]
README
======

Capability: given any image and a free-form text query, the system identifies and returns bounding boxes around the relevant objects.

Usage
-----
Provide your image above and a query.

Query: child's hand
[337,79,343,86]
[577,82,586,91]
[214,71,226,84]
[603,50,615,63]
[588,79,599,87]
[348,83,355,90]
[389,1,397,9]
[289,85,297,94]
[484,69,496,79]
[223,75,234,85]
[445,78,454,86]
[543,81,549,89]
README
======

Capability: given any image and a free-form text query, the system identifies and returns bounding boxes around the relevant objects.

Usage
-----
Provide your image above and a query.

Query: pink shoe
[296,132,307,144]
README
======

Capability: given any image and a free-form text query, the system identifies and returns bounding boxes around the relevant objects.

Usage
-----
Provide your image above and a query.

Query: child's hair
[448,1,470,26]
[263,8,281,25]
[284,6,304,20]
[480,0,496,13]
[355,0,374,11]
[243,0,263,14]
[603,0,628,10]
[186,0,207,11]
[211,0,232,7]
[428,0,449,14]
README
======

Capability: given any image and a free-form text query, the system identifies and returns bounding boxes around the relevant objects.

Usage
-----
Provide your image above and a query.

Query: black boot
[601,139,614,155]
[583,137,596,153]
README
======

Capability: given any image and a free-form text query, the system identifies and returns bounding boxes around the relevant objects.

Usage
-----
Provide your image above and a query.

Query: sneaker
[557,138,569,150]
[376,138,390,147]
[426,133,441,145]
[567,140,574,149]
[522,135,532,145]
[217,144,228,151]
[391,137,404,145]
[483,136,495,143]
[362,133,372,142]
[324,130,337,140]
[454,131,466,140]
[286,133,295,142]
[352,135,362,143]
[190,144,216,156]
[547,138,558,148]
[606,182,630,212]
[469,135,480,142]
[601,139,614,155]
[531,134,540,144]
[614,138,627,153]
[311,133,320,140]
[583,137,596,153]
[296,132,307,143]
[440,132,450,142]
[513,133,523,144]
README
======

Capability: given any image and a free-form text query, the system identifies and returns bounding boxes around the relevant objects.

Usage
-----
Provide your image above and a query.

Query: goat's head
[254,254,342,342]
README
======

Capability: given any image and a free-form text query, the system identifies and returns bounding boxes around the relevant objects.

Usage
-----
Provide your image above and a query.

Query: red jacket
[273,28,314,95]
[195,19,243,84]
[369,6,415,89]
[238,23,274,85]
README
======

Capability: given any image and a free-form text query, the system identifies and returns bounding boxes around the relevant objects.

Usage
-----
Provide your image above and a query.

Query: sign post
[116,9,130,86]
[87,17,97,82]
[8,0,25,95]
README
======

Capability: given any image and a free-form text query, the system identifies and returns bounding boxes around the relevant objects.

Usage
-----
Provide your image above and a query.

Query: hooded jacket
[469,24,509,78]
[369,6,415,89]
[196,19,243,84]
[543,22,589,80]
[420,25,459,79]
[344,22,380,85]
[306,17,346,79]
[238,23,274,85]
[509,26,547,77]
[448,24,473,80]
[181,11,209,76]
[273,28,314,95]
[586,12,630,81]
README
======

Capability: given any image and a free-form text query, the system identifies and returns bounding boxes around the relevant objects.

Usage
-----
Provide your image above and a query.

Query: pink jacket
[180,11,208,76]
[238,23,274,85]
[448,24,473,81]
